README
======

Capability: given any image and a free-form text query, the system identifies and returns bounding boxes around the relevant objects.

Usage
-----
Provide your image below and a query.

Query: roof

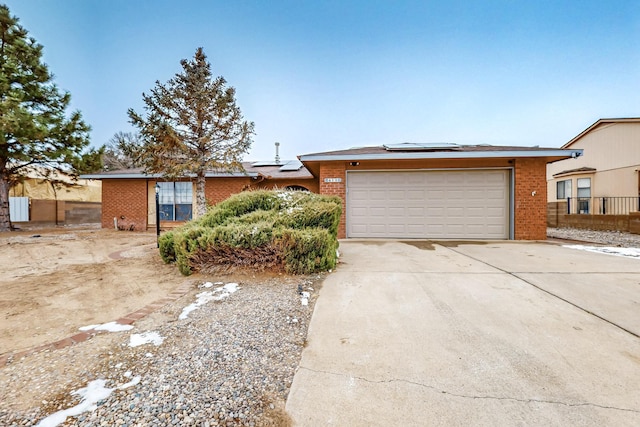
[299,144,582,162]
[81,161,314,180]
[552,166,597,177]
[562,118,640,148]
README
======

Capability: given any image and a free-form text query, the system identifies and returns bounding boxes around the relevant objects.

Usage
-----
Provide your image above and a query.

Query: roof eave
[562,117,640,148]
[299,149,583,162]
[80,172,259,179]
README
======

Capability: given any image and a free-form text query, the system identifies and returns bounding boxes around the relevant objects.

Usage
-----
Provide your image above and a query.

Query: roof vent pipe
[275,142,281,164]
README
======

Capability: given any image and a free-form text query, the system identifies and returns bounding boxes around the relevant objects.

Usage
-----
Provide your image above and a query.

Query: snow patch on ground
[129,331,164,347]
[179,283,240,319]
[35,376,140,427]
[300,291,310,306]
[564,244,640,259]
[79,322,133,332]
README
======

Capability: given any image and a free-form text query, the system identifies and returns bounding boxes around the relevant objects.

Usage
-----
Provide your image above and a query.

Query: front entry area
[346,169,510,239]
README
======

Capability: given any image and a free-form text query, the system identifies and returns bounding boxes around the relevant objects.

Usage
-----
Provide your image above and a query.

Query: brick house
[83,143,580,239]
[82,160,317,231]
[299,143,581,240]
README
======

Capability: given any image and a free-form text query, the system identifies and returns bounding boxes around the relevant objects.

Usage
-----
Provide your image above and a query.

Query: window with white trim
[158,182,193,221]
[577,178,591,214]
[556,179,571,200]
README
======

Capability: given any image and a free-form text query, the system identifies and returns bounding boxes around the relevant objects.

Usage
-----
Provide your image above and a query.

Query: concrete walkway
[286,240,640,426]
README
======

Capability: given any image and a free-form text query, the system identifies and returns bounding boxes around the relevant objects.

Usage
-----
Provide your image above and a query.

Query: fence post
[602,197,606,215]
[567,197,571,214]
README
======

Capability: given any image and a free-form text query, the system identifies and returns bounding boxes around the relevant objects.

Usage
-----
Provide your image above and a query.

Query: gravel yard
[547,227,640,248]
[0,229,323,427]
[0,275,321,427]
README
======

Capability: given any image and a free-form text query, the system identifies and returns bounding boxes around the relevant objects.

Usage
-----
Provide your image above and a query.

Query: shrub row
[159,190,341,275]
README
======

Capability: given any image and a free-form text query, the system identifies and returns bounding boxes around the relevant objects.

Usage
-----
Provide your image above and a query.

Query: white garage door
[347,170,510,239]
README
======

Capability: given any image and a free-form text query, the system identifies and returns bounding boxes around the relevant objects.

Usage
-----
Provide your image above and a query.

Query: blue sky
[6,0,640,161]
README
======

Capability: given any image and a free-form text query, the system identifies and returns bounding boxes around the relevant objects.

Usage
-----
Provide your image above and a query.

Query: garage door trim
[346,168,514,239]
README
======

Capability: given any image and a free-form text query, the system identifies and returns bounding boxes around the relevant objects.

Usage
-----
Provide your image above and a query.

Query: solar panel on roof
[251,161,282,167]
[279,160,303,171]
[383,142,461,151]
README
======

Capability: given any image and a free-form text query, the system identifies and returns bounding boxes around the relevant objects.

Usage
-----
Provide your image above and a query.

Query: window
[158,182,193,221]
[556,179,571,200]
[577,178,591,214]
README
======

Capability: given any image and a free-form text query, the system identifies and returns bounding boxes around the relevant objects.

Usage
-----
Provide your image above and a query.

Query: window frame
[576,178,591,214]
[556,179,572,200]
[158,181,193,221]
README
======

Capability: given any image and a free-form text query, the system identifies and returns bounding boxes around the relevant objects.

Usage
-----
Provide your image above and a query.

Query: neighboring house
[9,167,102,225]
[83,144,580,239]
[81,160,317,231]
[547,118,640,230]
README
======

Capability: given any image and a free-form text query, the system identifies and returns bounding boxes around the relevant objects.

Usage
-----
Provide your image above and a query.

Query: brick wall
[255,178,319,193]
[312,157,549,240]
[547,201,568,227]
[101,177,319,231]
[319,162,347,238]
[102,179,149,230]
[204,177,253,205]
[514,158,547,240]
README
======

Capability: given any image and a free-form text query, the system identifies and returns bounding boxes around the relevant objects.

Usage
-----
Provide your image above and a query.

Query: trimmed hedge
[159,190,342,275]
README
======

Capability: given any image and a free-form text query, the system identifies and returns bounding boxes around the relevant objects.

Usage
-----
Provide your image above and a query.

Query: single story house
[547,118,640,216]
[84,143,580,239]
[81,160,317,231]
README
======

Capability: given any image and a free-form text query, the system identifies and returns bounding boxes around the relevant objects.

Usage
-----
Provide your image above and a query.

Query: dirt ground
[0,226,188,355]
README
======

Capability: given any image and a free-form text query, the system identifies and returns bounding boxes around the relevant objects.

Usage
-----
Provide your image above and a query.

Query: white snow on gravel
[564,244,640,259]
[35,376,140,427]
[79,322,133,332]
[300,291,310,306]
[179,283,240,320]
[129,331,164,347]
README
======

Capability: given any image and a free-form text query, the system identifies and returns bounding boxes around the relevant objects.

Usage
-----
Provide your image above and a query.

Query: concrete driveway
[286,240,640,426]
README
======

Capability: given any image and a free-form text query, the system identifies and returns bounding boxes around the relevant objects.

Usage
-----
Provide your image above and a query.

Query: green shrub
[158,231,176,263]
[160,189,342,275]
[195,190,282,228]
[275,198,341,235]
[173,225,208,276]
[276,228,339,274]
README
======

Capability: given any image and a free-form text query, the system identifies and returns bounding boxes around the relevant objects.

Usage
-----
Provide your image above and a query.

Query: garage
[346,169,510,239]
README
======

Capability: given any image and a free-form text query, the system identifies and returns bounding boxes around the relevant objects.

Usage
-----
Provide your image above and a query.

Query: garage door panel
[369,207,386,217]
[369,190,387,200]
[347,170,509,239]
[389,190,406,200]
[351,191,369,201]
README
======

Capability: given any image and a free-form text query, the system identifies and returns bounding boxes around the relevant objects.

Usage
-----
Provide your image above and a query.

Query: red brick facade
[319,162,347,239]
[100,157,549,240]
[315,157,548,240]
[100,176,318,231]
[101,179,149,230]
[514,158,547,240]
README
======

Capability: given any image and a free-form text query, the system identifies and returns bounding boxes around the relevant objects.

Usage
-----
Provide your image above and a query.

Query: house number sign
[324,178,342,183]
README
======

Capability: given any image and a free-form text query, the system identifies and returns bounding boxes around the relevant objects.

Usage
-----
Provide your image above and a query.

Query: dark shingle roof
[81,161,314,180]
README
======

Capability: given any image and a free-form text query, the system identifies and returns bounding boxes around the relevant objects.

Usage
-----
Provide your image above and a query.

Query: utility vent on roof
[383,142,461,151]
[251,159,303,171]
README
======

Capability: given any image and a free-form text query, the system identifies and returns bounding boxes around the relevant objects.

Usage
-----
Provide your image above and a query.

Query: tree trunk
[195,173,207,218]
[0,176,12,231]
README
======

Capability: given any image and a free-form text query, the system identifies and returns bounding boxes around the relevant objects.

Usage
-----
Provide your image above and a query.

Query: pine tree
[126,47,255,218]
[0,4,102,231]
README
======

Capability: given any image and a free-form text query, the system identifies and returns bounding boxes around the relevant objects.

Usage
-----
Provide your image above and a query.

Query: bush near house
[159,190,342,276]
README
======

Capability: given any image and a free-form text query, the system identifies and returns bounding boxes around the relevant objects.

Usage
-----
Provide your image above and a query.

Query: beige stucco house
[547,118,640,217]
